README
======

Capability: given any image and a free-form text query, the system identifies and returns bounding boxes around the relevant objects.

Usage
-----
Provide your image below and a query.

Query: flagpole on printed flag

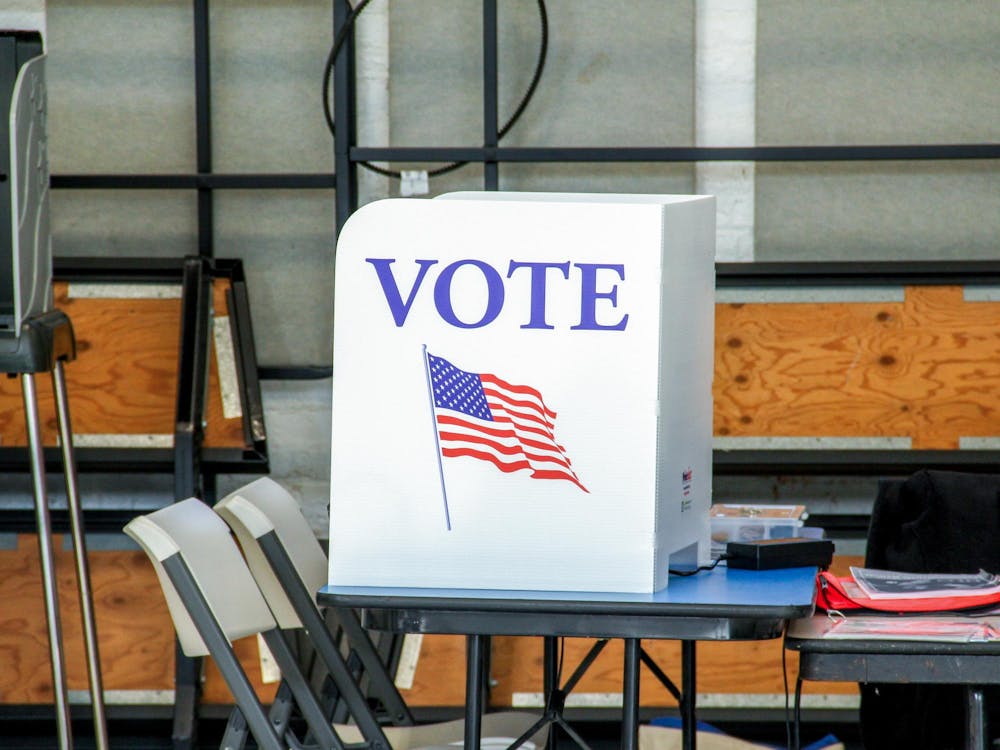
[422,345,452,530]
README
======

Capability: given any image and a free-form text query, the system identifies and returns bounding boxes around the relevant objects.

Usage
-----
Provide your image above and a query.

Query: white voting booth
[329,192,715,593]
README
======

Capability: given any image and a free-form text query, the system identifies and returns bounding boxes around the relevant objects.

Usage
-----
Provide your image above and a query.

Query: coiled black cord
[322,0,549,179]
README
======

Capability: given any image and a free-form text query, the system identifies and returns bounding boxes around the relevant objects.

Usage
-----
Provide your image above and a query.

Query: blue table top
[319,564,818,619]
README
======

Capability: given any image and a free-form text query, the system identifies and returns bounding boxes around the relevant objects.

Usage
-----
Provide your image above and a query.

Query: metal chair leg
[53,360,109,750]
[22,372,73,750]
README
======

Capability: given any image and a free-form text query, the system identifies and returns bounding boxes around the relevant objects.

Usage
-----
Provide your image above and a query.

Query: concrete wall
[15,1,999,537]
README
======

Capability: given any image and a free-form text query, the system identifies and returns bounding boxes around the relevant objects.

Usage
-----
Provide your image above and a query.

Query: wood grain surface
[10,283,992,707]
[0,281,245,450]
[715,286,1000,448]
[0,540,859,707]
[0,533,277,705]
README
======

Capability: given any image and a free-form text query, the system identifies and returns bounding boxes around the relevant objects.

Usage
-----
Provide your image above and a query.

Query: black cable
[783,636,792,750]
[668,554,730,577]
[322,0,549,180]
[793,675,804,750]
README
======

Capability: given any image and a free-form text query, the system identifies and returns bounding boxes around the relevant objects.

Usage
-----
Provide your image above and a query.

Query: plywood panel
[0,534,174,703]
[0,542,857,708]
[0,281,246,450]
[0,534,275,705]
[715,286,1000,449]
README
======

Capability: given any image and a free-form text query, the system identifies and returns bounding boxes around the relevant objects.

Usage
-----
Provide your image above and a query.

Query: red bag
[815,571,1000,613]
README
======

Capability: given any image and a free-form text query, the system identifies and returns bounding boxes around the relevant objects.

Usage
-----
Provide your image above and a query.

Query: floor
[1,713,865,749]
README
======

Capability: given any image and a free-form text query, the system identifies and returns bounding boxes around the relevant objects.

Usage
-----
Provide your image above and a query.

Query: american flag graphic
[426,351,587,492]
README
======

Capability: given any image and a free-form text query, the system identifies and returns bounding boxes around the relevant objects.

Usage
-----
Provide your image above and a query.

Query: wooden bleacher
[0,256,268,706]
[5,261,1000,716]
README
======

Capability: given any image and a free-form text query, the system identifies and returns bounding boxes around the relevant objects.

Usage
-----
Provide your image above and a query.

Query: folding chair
[123,498,350,750]
[214,476,413,732]
[128,497,546,750]
[213,477,547,749]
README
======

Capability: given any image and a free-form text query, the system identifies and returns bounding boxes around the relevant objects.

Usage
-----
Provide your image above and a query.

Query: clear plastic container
[710,504,807,558]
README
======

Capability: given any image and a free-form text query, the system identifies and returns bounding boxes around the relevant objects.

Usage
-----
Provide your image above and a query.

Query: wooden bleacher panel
[0,280,245,450]
[4,281,996,709]
[715,286,1000,449]
[0,267,265,706]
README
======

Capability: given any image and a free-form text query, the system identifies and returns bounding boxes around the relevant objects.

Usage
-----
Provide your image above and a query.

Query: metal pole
[465,634,486,750]
[681,640,697,750]
[544,636,560,750]
[333,0,359,234]
[965,685,988,750]
[482,0,499,189]
[621,639,641,750]
[53,361,109,750]
[22,372,73,750]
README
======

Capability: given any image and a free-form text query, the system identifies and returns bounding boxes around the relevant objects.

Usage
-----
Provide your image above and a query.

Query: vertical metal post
[334,0,359,235]
[681,640,697,750]
[193,0,213,258]
[543,636,560,750]
[172,256,211,750]
[621,639,641,750]
[482,0,499,189]
[53,361,109,750]
[965,685,987,750]
[465,634,486,750]
[22,372,73,750]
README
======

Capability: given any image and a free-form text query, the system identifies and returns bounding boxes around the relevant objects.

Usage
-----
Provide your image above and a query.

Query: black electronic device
[726,537,834,570]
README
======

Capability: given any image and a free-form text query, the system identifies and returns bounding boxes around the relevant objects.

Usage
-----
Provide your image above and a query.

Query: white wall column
[355,1,391,204]
[695,0,756,262]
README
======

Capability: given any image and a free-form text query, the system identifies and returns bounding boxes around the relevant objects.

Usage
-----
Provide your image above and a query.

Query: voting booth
[329,192,715,593]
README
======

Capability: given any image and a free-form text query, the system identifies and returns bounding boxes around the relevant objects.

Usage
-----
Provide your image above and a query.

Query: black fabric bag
[859,470,1000,749]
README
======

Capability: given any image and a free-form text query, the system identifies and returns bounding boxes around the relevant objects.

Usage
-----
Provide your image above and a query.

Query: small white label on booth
[329,192,715,593]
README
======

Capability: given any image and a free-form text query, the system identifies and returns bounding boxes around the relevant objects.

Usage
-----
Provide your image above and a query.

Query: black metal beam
[333,0,358,235]
[193,0,213,258]
[226,278,267,452]
[482,0,499,189]
[714,449,1000,476]
[350,143,1000,164]
[716,260,1000,286]
[51,173,336,190]
[174,256,211,502]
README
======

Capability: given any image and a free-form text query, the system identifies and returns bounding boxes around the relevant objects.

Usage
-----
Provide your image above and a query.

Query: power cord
[668,554,731,577]
[322,0,549,179]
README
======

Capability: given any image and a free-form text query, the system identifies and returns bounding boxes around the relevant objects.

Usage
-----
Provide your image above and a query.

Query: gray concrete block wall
[23,1,1000,533]
[756,0,1000,260]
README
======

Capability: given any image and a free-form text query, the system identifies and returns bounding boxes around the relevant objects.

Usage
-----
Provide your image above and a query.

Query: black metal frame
[0,257,268,485]
[330,2,1000,231]
[327,5,1000,480]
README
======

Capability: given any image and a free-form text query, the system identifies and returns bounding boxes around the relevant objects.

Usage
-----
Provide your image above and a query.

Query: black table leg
[621,638,641,750]
[682,640,697,750]
[965,685,987,750]
[466,634,486,749]
[544,637,560,750]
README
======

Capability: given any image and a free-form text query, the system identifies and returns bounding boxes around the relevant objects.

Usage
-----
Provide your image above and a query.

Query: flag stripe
[441,447,532,474]
[438,426,576,472]
[480,374,556,418]
[437,415,571,464]
[440,446,586,492]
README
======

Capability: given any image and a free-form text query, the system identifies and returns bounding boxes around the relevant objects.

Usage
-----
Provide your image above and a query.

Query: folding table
[319,564,817,750]
[787,615,1000,750]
